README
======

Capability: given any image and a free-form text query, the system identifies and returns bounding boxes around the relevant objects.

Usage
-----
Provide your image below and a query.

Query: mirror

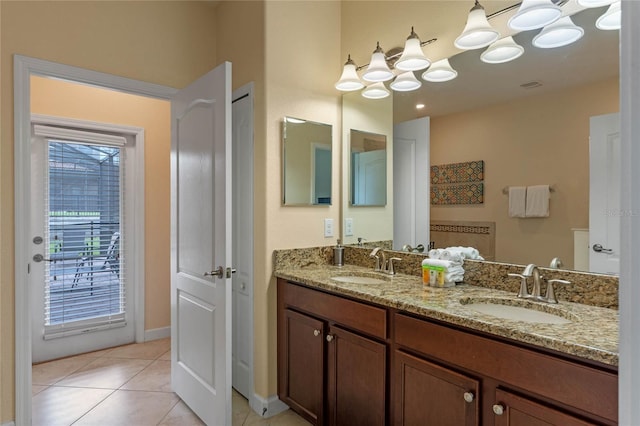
[340,5,620,273]
[282,117,332,206]
[350,130,387,206]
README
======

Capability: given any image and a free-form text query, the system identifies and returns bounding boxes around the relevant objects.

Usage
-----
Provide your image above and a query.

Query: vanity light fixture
[422,58,458,82]
[390,71,422,91]
[362,82,391,99]
[508,0,562,31]
[596,1,621,30]
[362,42,394,82]
[335,54,365,91]
[454,0,500,50]
[577,0,615,7]
[533,16,584,48]
[480,36,525,64]
[395,27,431,71]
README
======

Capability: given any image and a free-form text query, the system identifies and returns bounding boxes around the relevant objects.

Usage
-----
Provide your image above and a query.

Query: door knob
[592,243,613,253]
[204,266,224,278]
[32,254,52,262]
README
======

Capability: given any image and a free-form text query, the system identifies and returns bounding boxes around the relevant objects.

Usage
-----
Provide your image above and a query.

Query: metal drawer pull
[492,404,505,416]
[463,392,474,403]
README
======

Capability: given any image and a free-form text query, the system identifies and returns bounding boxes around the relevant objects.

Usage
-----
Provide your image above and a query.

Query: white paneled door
[170,62,233,425]
[589,112,621,275]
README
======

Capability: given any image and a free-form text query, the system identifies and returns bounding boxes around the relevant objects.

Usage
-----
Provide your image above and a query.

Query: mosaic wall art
[431,160,484,205]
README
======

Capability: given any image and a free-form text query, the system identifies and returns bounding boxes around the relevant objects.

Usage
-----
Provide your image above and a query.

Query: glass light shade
[422,59,458,82]
[362,43,393,82]
[480,36,525,64]
[362,82,390,99]
[533,16,584,49]
[335,56,364,91]
[395,31,431,71]
[596,2,621,30]
[454,3,499,50]
[390,72,422,92]
[508,0,562,31]
[578,0,615,7]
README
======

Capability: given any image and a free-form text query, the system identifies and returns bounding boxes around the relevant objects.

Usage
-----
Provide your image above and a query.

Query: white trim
[619,1,639,424]
[1,421,17,426]
[249,393,289,419]
[144,326,171,342]
[33,124,127,146]
[14,55,176,426]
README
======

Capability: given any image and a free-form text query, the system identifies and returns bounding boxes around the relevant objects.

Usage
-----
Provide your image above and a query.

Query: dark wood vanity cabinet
[277,279,388,426]
[394,313,618,426]
[277,278,618,426]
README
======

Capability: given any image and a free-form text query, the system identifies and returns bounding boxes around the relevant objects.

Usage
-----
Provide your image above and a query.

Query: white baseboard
[249,393,289,418]
[144,326,170,342]
[1,421,16,426]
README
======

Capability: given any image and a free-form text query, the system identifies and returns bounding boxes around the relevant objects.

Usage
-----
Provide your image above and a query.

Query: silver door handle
[33,254,52,262]
[592,244,613,253]
[204,266,224,278]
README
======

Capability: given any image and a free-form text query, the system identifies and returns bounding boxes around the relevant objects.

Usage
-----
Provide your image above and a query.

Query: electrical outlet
[324,218,334,238]
[345,218,354,236]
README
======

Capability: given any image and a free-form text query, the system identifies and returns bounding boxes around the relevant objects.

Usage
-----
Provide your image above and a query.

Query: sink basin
[459,297,576,324]
[331,273,389,285]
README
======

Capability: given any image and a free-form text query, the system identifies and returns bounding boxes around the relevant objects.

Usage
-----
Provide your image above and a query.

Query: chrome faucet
[369,247,385,271]
[508,264,571,304]
[369,248,401,275]
[522,264,543,299]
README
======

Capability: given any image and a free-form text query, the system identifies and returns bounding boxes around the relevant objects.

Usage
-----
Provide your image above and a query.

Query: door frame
[13,55,177,425]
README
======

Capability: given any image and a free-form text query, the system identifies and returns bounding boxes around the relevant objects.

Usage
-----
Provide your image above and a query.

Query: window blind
[43,139,126,339]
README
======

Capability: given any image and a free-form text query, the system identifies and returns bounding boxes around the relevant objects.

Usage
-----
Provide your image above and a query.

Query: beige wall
[31,75,171,330]
[430,77,619,268]
[0,1,218,421]
[262,0,342,398]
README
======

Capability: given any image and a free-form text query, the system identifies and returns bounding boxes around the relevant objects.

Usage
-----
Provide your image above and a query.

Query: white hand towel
[428,249,444,259]
[525,185,550,217]
[439,250,464,265]
[446,246,481,260]
[508,186,527,218]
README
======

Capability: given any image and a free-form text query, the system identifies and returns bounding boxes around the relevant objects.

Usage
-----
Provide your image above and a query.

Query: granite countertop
[275,264,619,367]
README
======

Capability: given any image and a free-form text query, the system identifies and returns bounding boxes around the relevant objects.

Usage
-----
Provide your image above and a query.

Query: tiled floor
[32,338,310,426]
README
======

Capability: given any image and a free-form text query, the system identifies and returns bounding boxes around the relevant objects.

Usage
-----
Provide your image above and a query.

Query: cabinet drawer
[282,280,387,339]
[395,313,617,423]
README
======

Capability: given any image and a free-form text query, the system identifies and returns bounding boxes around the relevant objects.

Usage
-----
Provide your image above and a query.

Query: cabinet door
[327,325,386,426]
[395,350,479,426]
[281,309,325,425]
[493,389,597,426]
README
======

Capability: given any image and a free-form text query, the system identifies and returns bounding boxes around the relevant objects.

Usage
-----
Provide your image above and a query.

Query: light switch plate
[345,218,353,236]
[324,218,334,238]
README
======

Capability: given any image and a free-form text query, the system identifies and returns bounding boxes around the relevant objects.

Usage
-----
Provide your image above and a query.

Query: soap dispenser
[333,239,344,266]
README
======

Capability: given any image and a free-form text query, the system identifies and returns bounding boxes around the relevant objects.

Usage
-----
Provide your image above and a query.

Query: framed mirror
[282,117,332,206]
[350,129,387,206]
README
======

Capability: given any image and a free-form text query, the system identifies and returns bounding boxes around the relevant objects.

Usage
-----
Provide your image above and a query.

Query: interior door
[170,61,232,425]
[352,150,386,205]
[589,112,620,275]
[393,117,430,251]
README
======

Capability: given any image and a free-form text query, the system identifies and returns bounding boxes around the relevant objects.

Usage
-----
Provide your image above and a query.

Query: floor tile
[55,357,152,389]
[74,389,179,426]
[32,386,113,426]
[159,349,171,360]
[104,338,170,360]
[120,359,172,392]
[158,400,206,426]
[32,385,48,396]
[32,354,96,385]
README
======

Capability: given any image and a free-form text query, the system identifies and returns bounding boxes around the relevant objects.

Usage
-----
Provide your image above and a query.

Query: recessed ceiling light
[416,103,426,109]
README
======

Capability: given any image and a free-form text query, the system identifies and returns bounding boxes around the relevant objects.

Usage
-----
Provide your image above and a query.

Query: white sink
[331,275,388,285]
[459,298,575,325]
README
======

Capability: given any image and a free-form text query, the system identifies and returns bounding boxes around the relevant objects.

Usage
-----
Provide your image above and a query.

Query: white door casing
[170,62,233,425]
[14,55,171,425]
[589,112,621,275]
[393,117,430,251]
[231,84,254,401]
